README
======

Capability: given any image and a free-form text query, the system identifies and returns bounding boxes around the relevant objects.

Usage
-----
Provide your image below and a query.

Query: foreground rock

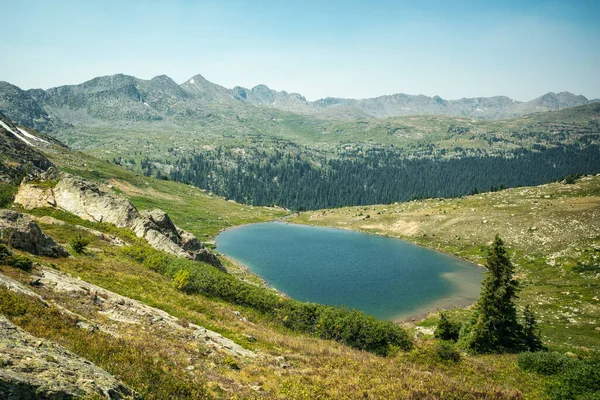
[0,315,137,399]
[15,175,224,270]
[0,210,68,257]
[0,269,255,359]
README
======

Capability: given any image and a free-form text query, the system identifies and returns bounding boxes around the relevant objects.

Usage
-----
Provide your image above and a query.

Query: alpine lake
[216,222,483,321]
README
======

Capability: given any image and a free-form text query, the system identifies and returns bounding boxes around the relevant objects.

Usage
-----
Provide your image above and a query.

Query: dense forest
[136,144,600,210]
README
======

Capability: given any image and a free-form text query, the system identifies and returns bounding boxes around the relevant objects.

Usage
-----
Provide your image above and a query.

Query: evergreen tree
[459,235,524,353]
[435,311,461,342]
[522,305,545,351]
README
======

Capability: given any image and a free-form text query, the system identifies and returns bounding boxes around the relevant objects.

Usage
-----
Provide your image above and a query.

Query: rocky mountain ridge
[0,74,598,131]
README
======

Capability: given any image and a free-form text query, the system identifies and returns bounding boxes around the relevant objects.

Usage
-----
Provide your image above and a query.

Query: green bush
[436,341,461,363]
[547,356,600,400]
[519,352,600,400]
[434,311,461,342]
[0,245,34,272]
[518,351,575,375]
[172,269,192,292]
[0,244,11,263]
[70,234,90,254]
[121,244,412,356]
[0,183,17,208]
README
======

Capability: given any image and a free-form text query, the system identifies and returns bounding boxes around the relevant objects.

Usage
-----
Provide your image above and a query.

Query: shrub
[0,244,11,263]
[436,341,461,363]
[434,311,461,342]
[121,244,412,356]
[5,255,34,272]
[518,351,575,375]
[0,183,16,208]
[70,234,90,254]
[172,269,192,292]
[547,356,600,400]
[1,246,33,272]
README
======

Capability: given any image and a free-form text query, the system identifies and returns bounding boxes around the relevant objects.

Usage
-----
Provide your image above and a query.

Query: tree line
[152,144,600,210]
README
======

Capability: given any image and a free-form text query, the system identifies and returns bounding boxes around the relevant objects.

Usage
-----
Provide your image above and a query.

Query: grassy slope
[0,144,558,398]
[2,198,545,399]
[290,175,600,351]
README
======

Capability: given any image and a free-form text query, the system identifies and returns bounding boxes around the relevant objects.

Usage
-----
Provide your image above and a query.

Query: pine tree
[459,235,524,353]
[435,311,461,342]
[522,305,545,351]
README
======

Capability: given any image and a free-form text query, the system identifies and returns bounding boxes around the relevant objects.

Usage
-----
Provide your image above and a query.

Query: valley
[1,75,599,398]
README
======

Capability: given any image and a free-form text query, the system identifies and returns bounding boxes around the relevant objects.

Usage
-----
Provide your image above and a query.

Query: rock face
[0,269,255,359]
[0,315,137,399]
[53,175,140,228]
[0,111,54,183]
[14,176,224,270]
[0,210,68,257]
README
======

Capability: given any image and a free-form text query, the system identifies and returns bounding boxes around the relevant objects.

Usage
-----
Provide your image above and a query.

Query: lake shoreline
[215,220,483,324]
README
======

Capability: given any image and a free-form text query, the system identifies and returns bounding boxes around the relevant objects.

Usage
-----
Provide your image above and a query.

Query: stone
[0,210,68,257]
[243,334,257,342]
[13,183,57,209]
[0,315,137,399]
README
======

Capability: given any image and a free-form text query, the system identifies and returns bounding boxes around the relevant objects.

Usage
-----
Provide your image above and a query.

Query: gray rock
[0,315,137,399]
[0,210,68,257]
[14,176,224,270]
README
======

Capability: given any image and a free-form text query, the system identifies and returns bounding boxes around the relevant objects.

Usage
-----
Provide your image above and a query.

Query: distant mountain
[0,73,597,133]
[181,74,237,103]
[0,81,57,132]
[253,90,594,120]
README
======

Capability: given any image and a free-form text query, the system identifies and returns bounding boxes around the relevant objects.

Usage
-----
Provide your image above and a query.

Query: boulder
[0,315,138,399]
[53,175,140,228]
[178,228,203,252]
[0,210,68,257]
[13,183,56,209]
[194,248,225,272]
[140,209,181,243]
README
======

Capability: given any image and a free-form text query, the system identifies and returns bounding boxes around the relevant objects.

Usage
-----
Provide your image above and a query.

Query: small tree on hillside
[435,311,461,342]
[522,305,545,352]
[460,235,526,353]
[70,234,90,254]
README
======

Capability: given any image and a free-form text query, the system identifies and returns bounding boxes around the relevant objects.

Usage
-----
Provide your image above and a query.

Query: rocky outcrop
[14,175,224,270]
[0,210,68,257]
[53,175,140,228]
[0,112,54,183]
[0,268,254,359]
[13,182,57,209]
[0,315,137,399]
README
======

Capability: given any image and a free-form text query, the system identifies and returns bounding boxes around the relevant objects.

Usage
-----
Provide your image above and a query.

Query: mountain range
[0,73,598,132]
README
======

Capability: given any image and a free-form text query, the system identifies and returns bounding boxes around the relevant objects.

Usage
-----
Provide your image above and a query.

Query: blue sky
[1,0,599,101]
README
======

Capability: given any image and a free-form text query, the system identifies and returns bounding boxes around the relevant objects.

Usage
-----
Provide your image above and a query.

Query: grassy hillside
[290,175,600,351]
[2,186,551,399]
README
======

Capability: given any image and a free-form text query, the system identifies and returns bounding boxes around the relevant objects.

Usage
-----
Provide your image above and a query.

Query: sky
[1,0,599,101]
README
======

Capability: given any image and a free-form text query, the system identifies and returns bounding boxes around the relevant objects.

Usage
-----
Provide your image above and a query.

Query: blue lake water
[215,222,483,321]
